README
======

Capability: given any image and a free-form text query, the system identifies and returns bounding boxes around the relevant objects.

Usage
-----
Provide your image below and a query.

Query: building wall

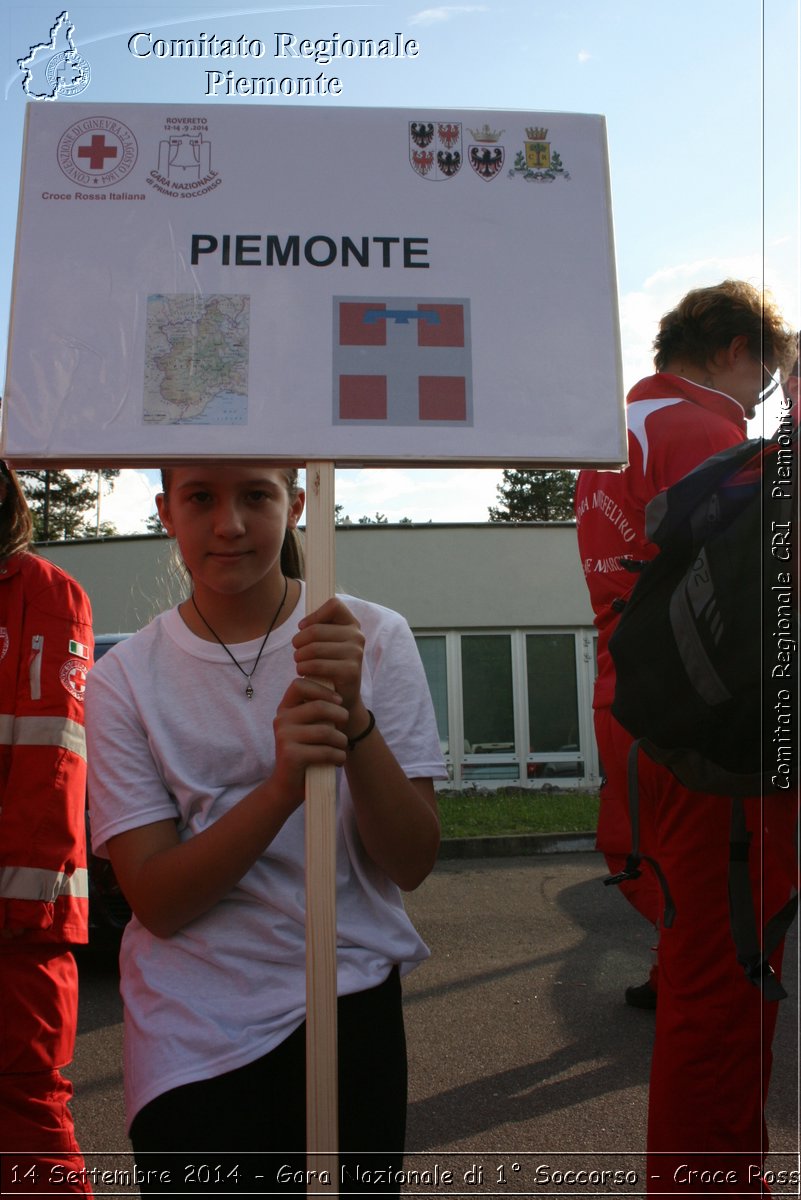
[37,523,593,633]
[334,523,593,629]
[37,524,599,789]
[38,535,180,633]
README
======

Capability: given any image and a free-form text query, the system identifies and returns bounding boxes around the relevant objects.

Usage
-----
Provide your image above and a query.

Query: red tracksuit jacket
[0,552,93,944]
[575,373,747,710]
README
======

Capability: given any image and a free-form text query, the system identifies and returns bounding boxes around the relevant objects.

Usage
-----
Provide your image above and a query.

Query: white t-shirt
[86,585,446,1127]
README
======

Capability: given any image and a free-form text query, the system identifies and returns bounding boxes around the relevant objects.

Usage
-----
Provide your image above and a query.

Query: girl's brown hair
[0,461,34,560]
[279,469,305,579]
[159,466,304,580]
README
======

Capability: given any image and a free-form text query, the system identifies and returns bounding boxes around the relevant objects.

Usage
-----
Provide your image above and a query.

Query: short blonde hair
[654,280,796,376]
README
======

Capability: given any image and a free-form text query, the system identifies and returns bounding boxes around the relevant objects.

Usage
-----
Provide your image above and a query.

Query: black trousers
[129,967,407,1196]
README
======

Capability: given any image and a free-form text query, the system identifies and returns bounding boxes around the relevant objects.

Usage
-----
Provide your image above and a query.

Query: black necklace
[190,577,289,699]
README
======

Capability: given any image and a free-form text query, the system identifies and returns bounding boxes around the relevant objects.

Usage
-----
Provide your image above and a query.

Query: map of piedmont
[144,295,250,425]
[18,10,86,99]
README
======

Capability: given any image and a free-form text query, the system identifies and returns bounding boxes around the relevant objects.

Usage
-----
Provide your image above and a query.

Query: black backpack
[605,425,798,999]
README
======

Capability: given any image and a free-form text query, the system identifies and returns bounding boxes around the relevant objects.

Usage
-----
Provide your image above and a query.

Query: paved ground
[68,851,799,1196]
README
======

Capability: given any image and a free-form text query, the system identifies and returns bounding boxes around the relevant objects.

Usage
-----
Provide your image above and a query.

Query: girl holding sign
[85,464,445,1194]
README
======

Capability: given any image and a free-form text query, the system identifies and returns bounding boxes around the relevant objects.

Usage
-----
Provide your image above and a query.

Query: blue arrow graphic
[362,308,441,326]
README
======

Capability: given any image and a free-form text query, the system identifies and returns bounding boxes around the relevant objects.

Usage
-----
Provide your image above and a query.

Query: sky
[1,0,798,532]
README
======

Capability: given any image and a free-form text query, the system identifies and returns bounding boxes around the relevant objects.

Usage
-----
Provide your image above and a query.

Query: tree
[335,508,416,525]
[18,469,120,541]
[146,510,167,535]
[488,469,577,523]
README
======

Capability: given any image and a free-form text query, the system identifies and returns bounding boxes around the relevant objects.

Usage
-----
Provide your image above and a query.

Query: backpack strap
[728,798,796,1001]
[603,739,676,928]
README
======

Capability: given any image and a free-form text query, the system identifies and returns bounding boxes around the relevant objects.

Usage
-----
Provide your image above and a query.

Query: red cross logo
[59,658,88,702]
[57,118,138,188]
[77,134,118,171]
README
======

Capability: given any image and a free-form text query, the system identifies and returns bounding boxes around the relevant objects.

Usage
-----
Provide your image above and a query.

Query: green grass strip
[437,789,599,839]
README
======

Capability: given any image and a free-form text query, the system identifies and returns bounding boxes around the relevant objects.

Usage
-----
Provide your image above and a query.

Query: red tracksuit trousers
[0,946,92,1195]
[596,709,797,1195]
[595,708,662,928]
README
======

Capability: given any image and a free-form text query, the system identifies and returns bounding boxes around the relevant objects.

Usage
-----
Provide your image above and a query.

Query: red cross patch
[60,658,88,702]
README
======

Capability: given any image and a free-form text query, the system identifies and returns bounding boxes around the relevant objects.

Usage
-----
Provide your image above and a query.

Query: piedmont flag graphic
[333,297,473,426]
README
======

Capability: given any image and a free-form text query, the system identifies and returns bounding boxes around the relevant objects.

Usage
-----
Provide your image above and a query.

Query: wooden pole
[303,461,339,1192]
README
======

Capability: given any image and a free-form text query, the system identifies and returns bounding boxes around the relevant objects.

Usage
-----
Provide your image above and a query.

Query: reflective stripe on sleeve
[0,865,89,902]
[0,714,86,760]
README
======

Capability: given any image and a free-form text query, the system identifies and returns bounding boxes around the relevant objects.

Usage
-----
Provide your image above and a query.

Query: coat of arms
[467,124,505,181]
[410,121,462,181]
[509,127,570,183]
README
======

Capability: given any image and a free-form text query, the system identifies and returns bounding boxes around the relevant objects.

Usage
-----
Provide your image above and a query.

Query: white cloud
[101,469,161,535]
[408,6,489,27]
[335,467,502,523]
[577,49,592,63]
[100,465,501,536]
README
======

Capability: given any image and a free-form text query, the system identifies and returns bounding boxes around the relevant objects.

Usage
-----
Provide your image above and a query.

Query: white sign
[2,103,626,467]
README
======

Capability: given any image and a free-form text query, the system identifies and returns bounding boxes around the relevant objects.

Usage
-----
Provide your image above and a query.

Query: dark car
[85,633,133,944]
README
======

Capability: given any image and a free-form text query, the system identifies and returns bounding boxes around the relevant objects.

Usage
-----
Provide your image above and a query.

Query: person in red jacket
[576,281,798,1195]
[0,460,93,1195]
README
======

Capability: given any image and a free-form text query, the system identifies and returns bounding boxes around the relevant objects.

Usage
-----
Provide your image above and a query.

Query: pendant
[245,683,254,700]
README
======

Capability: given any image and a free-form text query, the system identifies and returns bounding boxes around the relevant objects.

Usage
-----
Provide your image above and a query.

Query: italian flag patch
[69,639,90,660]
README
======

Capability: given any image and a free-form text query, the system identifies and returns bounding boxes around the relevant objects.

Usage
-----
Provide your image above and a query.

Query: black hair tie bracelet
[347,710,376,751]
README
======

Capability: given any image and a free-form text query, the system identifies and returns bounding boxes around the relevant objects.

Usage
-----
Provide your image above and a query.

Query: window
[461,635,514,753]
[526,634,582,778]
[460,635,518,779]
[412,627,596,787]
[415,636,448,754]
